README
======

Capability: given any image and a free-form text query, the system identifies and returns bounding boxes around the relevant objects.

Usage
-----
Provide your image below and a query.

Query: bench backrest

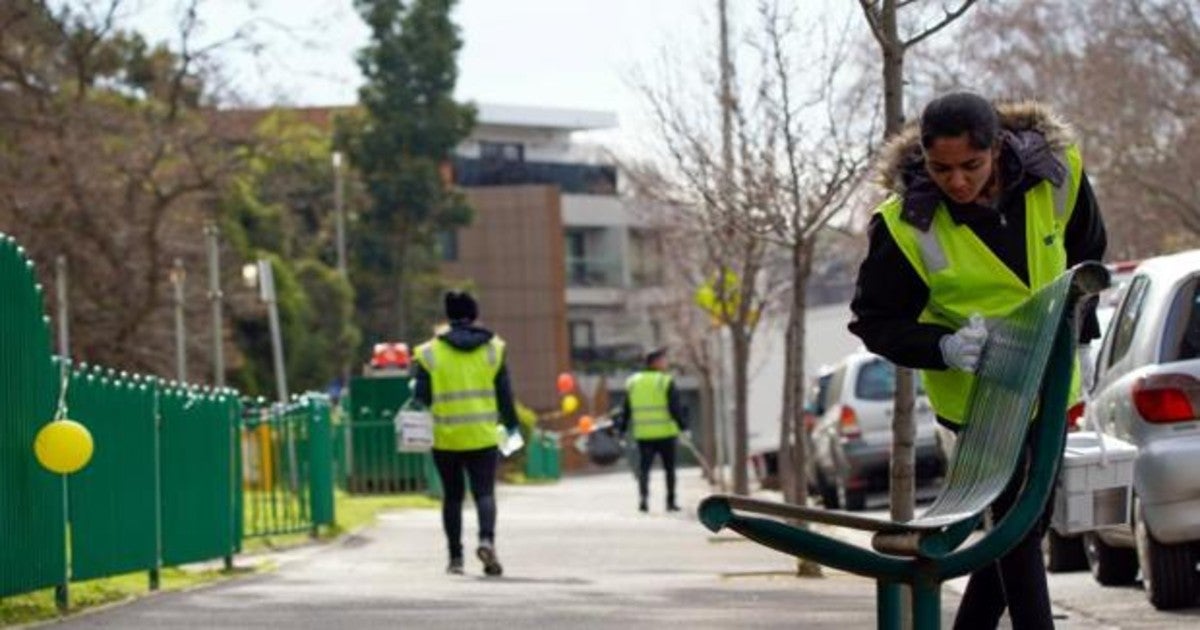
[913,270,1082,529]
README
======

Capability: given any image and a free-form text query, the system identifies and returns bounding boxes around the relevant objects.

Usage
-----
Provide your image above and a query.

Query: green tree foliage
[337,0,476,346]
[222,112,361,397]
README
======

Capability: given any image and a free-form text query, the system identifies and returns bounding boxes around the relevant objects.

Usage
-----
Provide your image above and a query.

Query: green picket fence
[0,232,334,607]
[241,395,335,538]
[0,234,64,600]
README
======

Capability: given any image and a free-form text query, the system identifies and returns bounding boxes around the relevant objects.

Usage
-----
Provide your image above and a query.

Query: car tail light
[1132,373,1200,423]
[1066,402,1085,431]
[838,405,861,439]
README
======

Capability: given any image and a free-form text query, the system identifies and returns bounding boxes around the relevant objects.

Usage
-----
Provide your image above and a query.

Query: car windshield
[854,359,923,401]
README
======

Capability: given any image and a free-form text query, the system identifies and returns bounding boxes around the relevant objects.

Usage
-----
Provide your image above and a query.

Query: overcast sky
[118,0,736,149]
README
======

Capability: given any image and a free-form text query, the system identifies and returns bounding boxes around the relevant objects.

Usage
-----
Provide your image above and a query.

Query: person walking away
[848,92,1106,629]
[617,347,688,513]
[413,290,521,576]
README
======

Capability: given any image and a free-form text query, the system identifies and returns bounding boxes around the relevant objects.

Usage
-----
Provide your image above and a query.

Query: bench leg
[876,580,902,630]
[912,578,941,630]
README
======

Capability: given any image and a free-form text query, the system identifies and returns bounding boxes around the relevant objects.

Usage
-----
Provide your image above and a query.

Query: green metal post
[912,576,942,630]
[876,580,902,630]
[308,396,335,535]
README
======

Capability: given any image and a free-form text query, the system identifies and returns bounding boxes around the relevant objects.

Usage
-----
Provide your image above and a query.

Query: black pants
[432,446,498,560]
[953,437,1058,630]
[637,438,677,505]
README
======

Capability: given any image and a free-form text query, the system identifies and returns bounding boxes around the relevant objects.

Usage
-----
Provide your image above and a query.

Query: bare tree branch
[903,0,978,49]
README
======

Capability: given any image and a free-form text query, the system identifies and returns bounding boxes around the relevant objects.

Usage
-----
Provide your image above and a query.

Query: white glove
[940,314,988,373]
[1078,344,1095,393]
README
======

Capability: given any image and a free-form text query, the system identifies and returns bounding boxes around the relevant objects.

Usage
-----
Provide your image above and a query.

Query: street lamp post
[332,151,347,279]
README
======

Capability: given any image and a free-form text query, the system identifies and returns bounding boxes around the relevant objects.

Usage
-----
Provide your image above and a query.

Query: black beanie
[444,290,478,323]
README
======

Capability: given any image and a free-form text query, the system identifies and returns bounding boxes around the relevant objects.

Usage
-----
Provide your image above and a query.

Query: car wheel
[1084,532,1139,586]
[1135,498,1200,610]
[1044,530,1088,573]
[836,474,866,511]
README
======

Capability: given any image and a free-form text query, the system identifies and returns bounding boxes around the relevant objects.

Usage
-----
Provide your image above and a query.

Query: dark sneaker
[476,541,503,577]
[638,499,649,513]
[447,557,464,575]
[666,503,681,512]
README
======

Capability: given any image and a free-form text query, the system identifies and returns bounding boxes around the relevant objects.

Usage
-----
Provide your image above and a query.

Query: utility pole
[56,255,69,358]
[170,258,187,383]
[257,259,299,491]
[205,224,225,387]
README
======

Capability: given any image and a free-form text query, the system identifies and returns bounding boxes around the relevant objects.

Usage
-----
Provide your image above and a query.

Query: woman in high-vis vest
[849,93,1106,630]
[413,291,521,577]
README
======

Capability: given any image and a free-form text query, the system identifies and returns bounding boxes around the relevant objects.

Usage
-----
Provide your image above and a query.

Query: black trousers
[952,437,1058,630]
[432,446,498,560]
[637,437,678,505]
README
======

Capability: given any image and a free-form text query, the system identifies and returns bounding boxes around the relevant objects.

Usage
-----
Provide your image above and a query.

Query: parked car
[1046,260,1139,573]
[810,351,944,510]
[1081,250,1200,609]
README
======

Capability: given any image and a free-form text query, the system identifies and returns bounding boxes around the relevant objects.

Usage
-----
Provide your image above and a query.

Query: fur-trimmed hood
[873,100,1080,230]
[875,100,1076,197]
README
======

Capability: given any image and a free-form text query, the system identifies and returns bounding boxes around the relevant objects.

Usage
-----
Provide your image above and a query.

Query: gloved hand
[939,314,988,373]
[1078,344,1095,393]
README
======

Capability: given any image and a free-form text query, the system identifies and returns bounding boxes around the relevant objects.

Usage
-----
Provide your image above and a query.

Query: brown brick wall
[443,185,569,414]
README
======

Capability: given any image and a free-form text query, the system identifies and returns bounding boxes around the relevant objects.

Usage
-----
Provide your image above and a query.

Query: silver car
[1084,249,1200,609]
[810,351,944,511]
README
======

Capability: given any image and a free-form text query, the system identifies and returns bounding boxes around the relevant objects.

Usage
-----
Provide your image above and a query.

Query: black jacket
[411,323,520,431]
[849,102,1107,370]
[615,372,687,438]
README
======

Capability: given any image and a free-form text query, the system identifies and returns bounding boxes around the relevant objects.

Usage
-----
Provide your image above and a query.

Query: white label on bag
[395,409,434,453]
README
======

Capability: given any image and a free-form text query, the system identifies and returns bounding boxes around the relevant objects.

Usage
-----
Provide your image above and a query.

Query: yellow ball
[561,394,580,415]
[34,419,94,474]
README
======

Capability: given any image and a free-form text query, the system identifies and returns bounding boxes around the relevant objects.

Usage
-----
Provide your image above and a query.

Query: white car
[809,351,944,510]
[1082,250,1200,610]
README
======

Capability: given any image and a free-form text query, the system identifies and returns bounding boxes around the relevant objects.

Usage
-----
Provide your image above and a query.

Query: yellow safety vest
[877,145,1084,426]
[626,370,679,440]
[414,336,505,451]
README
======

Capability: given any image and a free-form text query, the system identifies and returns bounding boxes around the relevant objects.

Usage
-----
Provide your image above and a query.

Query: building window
[437,230,459,262]
[569,320,596,355]
[481,141,524,163]
[650,320,662,346]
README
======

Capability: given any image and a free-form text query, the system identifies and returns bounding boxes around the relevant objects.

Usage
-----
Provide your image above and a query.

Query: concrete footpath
[52,469,956,629]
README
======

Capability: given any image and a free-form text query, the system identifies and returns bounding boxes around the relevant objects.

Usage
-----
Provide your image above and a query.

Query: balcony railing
[566,256,624,288]
[454,158,617,195]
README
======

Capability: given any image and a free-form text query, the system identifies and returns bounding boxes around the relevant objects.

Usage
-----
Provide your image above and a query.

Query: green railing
[0,234,64,600]
[342,375,440,497]
[0,232,333,608]
[241,395,335,538]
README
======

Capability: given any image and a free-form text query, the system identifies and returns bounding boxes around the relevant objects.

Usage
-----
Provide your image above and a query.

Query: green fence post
[307,395,335,535]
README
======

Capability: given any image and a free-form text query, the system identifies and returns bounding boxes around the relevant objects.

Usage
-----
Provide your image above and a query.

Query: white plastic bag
[394,408,434,453]
[497,425,524,457]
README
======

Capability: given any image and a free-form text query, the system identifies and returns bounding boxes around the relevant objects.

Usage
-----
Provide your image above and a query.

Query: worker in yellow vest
[413,290,520,577]
[849,93,1106,629]
[617,347,688,513]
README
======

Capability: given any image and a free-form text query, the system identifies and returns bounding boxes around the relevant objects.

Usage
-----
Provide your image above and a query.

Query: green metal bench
[699,262,1109,629]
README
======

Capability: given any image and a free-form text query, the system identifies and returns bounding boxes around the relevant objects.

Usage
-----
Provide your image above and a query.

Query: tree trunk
[787,242,821,577]
[879,1,916,524]
[732,327,750,495]
[698,372,718,483]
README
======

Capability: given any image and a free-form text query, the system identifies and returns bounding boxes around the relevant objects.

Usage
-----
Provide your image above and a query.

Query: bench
[698,262,1109,630]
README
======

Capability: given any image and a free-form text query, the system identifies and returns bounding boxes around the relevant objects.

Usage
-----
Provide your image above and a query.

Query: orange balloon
[556,372,576,395]
[577,415,594,433]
